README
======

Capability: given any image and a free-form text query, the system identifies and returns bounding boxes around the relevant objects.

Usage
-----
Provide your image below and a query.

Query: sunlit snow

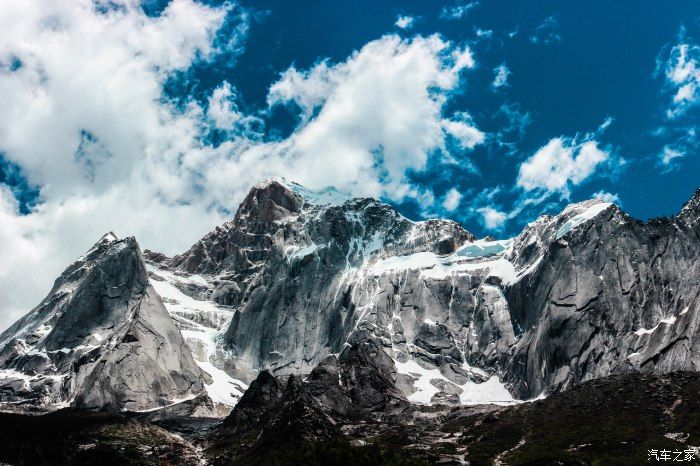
[555,202,612,239]
[394,358,517,406]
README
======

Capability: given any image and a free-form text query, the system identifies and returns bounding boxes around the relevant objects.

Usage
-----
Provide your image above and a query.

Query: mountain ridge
[0,178,698,415]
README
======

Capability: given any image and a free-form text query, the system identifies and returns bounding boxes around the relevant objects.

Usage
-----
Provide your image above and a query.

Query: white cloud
[477,206,507,230]
[267,61,336,122]
[597,116,613,133]
[442,188,462,211]
[395,15,415,30]
[660,146,685,166]
[0,0,237,328]
[492,63,510,89]
[517,137,610,197]
[592,190,620,204]
[660,30,700,119]
[440,1,478,20]
[475,28,493,39]
[442,112,485,149]
[0,1,485,331]
[0,0,228,200]
[263,34,482,200]
[655,126,697,170]
[207,81,261,135]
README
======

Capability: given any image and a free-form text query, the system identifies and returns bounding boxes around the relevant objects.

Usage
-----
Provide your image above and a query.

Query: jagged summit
[170,179,475,275]
[679,187,700,225]
[254,177,354,207]
[100,231,118,242]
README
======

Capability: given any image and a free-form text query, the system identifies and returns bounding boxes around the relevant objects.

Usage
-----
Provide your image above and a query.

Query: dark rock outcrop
[209,334,410,464]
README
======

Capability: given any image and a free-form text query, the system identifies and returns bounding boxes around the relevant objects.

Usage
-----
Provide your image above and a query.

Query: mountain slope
[152,180,699,403]
[0,234,208,412]
[1,180,698,413]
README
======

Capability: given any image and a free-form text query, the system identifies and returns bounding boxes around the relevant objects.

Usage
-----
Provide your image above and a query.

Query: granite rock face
[0,234,208,412]
[501,197,700,397]
[164,180,700,402]
[1,179,698,412]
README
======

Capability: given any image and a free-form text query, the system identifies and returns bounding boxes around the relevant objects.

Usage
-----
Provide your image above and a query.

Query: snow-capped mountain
[0,178,698,414]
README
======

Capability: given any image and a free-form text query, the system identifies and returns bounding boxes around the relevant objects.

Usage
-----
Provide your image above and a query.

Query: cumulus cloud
[491,63,510,89]
[0,0,485,330]
[517,137,610,197]
[658,29,700,119]
[267,61,337,122]
[262,35,483,199]
[442,188,462,211]
[0,0,228,200]
[395,15,415,30]
[477,206,507,230]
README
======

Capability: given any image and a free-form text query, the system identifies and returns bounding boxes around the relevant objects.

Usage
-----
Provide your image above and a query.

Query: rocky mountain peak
[679,187,700,226]
[234,178,303,226]
[0,233,208,413]
[2,182,698,419]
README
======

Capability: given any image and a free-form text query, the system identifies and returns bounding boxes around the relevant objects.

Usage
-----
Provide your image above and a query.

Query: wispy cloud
[491,103,531,156]
[657,27,700,119]
[475,28,493,39]
[529,15,561,45]
[660,146,685,166]
[597,116,614,134]
[491,63,510,89]
[656,126,697,171]
[440,1,478,20]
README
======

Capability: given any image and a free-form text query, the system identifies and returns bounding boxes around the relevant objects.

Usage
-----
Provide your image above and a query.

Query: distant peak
[100,231,119,243]
[286,182,353,207]
[250,178,354,208]
[237,178,303,224]
[254,176,290,190]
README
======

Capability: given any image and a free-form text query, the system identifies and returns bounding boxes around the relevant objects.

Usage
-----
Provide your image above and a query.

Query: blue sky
[167,0,700,233]
[0,0,699,328]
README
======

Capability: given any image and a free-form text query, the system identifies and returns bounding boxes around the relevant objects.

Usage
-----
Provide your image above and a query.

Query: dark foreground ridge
[0,371,697,465]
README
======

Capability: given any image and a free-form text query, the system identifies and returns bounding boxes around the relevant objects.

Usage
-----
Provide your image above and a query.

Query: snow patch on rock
[556,202,612,239]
